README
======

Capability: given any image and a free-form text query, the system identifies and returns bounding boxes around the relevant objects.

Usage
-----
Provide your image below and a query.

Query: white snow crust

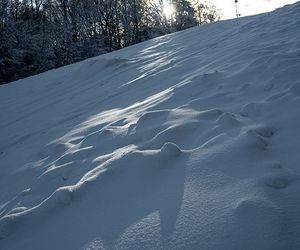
[1,2,300,249]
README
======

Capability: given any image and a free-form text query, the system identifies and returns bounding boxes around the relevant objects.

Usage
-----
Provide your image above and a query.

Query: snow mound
[160,142,182,157]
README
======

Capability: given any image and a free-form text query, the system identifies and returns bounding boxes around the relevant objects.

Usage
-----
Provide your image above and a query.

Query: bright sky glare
[163,2,175,17]
[211,0,299,19]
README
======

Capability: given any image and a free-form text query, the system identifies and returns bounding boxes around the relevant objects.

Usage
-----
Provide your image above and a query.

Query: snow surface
[1,2,300,249]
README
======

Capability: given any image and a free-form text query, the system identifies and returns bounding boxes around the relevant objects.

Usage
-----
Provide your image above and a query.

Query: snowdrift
[1,2,300,249]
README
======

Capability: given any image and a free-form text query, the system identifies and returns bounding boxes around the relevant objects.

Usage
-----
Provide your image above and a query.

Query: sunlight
[163,1,175,18]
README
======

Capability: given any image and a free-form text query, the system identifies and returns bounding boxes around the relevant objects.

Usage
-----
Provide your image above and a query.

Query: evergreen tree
[173,0,197,31]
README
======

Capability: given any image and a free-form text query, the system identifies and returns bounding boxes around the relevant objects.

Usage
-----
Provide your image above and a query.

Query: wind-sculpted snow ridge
[1,2,300,249]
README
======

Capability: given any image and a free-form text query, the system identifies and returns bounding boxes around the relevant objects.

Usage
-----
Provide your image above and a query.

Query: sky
[210,0,299,19]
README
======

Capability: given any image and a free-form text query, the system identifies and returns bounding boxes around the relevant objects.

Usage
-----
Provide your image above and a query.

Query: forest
[0,0,220,84]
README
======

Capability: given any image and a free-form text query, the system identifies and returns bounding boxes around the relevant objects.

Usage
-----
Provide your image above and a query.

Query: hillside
[1,2,300,249]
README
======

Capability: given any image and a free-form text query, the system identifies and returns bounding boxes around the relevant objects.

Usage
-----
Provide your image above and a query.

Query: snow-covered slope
[1,2,300,249]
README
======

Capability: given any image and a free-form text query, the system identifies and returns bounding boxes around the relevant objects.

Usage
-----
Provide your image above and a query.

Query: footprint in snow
[290,82,300,96]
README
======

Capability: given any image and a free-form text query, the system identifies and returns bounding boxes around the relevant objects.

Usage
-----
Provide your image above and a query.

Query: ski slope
[1,2,300,249]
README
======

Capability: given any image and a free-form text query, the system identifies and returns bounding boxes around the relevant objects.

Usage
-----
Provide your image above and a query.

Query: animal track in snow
[253,125,276,138]
[240,102,267,117]
[290,82,300,96]
[217,112,240,127]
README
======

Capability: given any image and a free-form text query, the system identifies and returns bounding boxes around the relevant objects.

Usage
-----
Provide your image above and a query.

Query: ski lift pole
[234,0,241,18]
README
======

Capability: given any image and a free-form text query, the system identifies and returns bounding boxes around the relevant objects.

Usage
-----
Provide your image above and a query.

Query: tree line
[0,0,221,84]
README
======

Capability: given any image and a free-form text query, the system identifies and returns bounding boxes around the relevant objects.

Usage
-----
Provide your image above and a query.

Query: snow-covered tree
[173,0,197,30]
[0,0,220,84]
